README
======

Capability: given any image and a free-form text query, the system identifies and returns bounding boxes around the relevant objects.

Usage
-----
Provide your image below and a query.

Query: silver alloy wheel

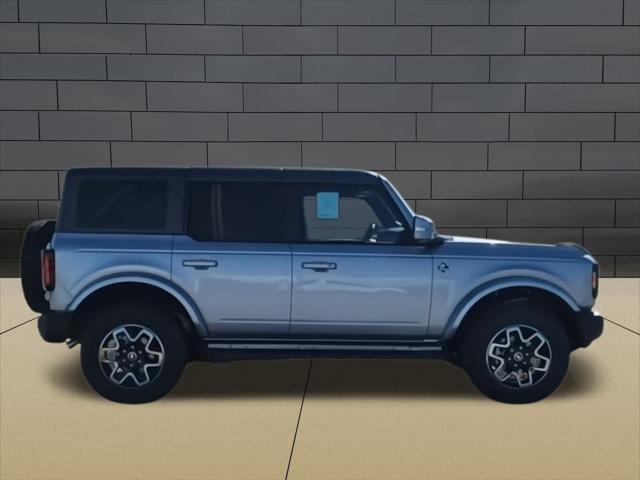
[98,324,165,388]
[485,324,552,388]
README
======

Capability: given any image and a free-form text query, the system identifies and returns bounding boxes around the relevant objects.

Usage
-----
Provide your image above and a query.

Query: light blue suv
[22,167,603,404]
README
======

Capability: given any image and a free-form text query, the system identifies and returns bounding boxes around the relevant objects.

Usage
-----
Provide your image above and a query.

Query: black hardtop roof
[67,167,383,185]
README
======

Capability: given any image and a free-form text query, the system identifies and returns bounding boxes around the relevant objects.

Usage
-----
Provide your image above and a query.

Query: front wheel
[459,302,570,404]
[80,303,187,404]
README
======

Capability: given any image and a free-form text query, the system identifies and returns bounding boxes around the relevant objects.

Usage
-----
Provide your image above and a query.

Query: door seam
[288,243,294,334]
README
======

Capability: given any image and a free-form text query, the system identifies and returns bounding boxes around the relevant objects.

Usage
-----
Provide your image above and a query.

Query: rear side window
[187,181,293,242]
[75,179,168,232]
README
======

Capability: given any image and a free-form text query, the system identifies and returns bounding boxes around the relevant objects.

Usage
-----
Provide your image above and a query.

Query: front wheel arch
[447,286,584,353]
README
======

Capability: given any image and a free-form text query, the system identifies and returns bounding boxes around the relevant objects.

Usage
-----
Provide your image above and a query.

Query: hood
[435,235,591,262]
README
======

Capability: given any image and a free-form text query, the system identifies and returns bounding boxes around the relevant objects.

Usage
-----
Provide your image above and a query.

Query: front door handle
[183,259,218,270]
[302,262,337,272]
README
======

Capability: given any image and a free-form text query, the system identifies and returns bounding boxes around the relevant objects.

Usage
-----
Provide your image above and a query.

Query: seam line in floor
[0,316,38,336]
[604,317,639,336]
[285,359,313,480]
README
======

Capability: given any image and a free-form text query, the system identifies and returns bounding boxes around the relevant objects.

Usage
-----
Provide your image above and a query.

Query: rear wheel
[80,303,187,404]
[459,302,570,404]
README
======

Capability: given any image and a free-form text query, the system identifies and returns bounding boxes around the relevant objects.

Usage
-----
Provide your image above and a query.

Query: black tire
[80,302,187,404]
[20,219,56,313]
[459,302,570,404]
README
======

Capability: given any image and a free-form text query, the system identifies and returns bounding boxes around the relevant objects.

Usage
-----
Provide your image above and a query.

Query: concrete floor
[0,278,638,480]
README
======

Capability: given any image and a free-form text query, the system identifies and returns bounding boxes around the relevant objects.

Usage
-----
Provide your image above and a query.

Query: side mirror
[413,215,436,242]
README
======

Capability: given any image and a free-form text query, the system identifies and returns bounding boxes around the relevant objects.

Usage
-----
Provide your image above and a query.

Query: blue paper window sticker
[316,192,339,220]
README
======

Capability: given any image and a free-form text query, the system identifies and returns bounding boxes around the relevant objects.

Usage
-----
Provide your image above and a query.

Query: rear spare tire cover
[20,219,56,313]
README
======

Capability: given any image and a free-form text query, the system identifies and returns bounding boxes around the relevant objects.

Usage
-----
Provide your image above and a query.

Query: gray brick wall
[0,0,639,277]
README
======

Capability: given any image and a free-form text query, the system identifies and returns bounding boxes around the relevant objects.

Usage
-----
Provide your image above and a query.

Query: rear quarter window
[72,178,169,232]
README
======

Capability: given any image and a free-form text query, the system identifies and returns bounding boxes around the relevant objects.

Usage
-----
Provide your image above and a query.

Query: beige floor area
[596,278,640,333]
[0,278,638,480]
[0,278,36,334]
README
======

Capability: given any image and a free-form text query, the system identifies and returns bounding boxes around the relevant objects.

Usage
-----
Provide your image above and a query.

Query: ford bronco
[22,167,603,404]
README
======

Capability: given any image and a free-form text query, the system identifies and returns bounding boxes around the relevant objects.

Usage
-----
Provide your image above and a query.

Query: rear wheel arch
[69,281,206,341]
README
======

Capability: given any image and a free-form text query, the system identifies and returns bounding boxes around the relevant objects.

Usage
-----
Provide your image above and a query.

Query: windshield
[379,175,415,224]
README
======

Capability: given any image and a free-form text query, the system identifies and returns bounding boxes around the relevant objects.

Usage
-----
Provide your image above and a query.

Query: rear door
[290,183,432,338]
[171,180,294,337]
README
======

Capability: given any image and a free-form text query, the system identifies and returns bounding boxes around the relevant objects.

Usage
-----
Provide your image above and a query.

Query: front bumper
[574,309,604,348]
[38,311,73,343]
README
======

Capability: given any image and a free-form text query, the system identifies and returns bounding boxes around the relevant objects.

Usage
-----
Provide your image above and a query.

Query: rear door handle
[183,259,218,270]
[302,262,337,272]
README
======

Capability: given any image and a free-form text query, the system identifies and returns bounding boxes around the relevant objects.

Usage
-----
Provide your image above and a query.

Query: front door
[290,183,432,338]
[171,180,293,337]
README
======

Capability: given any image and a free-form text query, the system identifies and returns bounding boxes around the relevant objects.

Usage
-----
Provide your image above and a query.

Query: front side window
[187,181,291,242]
[300,184,408,244]
[75,179,168,232]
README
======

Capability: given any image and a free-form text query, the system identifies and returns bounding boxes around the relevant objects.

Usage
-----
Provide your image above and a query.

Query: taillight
[591,263,599,299]
[42,249,55,291]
